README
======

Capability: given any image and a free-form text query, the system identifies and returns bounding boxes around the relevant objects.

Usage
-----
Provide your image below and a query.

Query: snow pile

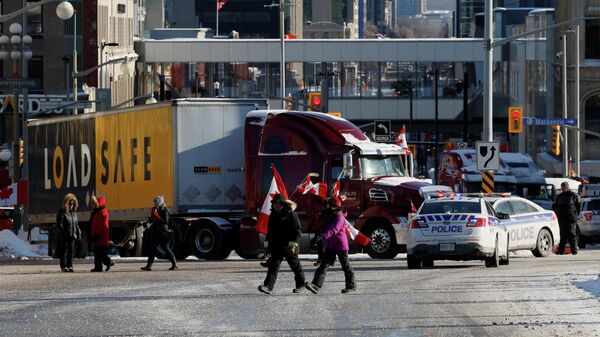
[0,229,43,260]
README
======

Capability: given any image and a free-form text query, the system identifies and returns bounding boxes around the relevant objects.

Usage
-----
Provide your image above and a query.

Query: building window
[27,56,43,92]
[585,94,600,140]
[27,1,43,35]
[585,20,600,59]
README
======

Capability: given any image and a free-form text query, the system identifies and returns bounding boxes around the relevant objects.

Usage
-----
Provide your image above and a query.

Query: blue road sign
[523,117,577,127]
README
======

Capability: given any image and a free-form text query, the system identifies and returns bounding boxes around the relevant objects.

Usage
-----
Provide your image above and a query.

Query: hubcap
[370,228,391,253]
[195,229,214,253]
[539,233,551,253]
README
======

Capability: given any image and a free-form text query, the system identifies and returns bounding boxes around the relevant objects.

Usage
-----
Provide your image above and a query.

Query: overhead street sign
[476,141,500,171]
[374,120,391,142]
[0,78,41,89]
[38,100,93,111]
[524,117,577,127]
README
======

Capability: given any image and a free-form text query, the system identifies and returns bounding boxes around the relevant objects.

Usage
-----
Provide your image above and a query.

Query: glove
[288,241,299,254]
[263,241,269,249]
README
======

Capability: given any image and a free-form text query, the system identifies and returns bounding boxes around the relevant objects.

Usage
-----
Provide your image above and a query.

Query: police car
[487,196,560,257]
[407,196,509,269]
[577,197,600,248]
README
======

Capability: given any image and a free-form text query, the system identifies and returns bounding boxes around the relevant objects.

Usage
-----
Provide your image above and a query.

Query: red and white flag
[256,164,288,235]
[217,0,227,10]
[0,181,27,207]
[410,200,417,213]
[297,175,328,200]
[331,180,347,202]
[345,220,371,247]
[396,125,409,151]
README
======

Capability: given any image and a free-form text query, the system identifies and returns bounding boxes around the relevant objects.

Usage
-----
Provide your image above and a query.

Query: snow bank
[0,229,43,260]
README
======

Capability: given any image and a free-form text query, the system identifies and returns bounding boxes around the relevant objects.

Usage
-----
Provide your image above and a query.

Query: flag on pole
[297,176,314,194]
[331,180,347,202]
[256,164,288,235]
[297,175,328,200]
[217,0,227,10]
[396,125,409,151]
[345,220,371,247]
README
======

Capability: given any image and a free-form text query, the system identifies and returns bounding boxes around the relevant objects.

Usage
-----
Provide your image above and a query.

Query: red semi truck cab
[243,110,449,258]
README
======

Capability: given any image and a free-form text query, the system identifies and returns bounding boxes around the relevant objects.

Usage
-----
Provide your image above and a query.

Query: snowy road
[1,251,600,336]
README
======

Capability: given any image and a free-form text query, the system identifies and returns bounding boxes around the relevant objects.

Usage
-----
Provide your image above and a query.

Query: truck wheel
[485,238,499,268]
[407,254,422,269]
[364,221,399,259]
[186,221,232,260]
[532,228,552,257]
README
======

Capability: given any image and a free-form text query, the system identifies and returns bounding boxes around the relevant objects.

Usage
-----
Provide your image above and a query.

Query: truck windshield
[359,155,405,179]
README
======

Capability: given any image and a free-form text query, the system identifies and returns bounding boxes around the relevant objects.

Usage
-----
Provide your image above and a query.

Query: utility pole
[483,0,493,142]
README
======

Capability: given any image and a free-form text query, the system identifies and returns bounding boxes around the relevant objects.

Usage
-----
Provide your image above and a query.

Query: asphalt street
[1,251,600,337]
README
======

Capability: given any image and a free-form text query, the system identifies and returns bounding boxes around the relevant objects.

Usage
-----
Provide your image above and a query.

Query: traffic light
[552,125,560,156]
[508,106,523,133]
[308,92,322,111]
[18,138,23,167]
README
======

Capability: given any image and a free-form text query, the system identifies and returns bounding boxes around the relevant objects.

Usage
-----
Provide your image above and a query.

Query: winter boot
[304,283,320,294]
[140,265,152,271]
[258,285,272,295]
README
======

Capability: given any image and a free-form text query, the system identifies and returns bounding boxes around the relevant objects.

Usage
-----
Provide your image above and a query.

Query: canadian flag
[410,200,417,213]
[0,181,27,207]
[256,164,288,235]
[345,220,371,247]
[217,0,227,10]
[396,125,409,151]
[331,179,347,202]
[297,175,327,200]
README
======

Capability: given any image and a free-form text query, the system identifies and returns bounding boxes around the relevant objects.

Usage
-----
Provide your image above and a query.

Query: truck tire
[186,220,232,260]
[532,228,552,257]
[364,220,399,259]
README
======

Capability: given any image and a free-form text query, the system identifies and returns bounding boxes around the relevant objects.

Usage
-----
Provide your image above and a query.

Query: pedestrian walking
[258,193,306,294]
[90,196,114,272]
[553,181,581,255]
[141,195,177,271]
[305,198,356,294]
[54,193,81,272]
[213,80,220,97]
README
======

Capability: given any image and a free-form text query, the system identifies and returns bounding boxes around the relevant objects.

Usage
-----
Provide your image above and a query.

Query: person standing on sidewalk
[305,197,356,294]
[258,193,306,294]
[553,181,581,255]
[141,195,177,271]
[54,193,81,272]
[90,196,114,272]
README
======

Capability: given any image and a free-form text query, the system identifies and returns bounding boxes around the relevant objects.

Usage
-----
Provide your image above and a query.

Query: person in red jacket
[90,196,114,272]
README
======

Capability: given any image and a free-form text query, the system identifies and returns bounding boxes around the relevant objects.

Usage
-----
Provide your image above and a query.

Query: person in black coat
[258,193,306,294]
[141,195,177,271]
[553,181,581,255]
[54,193,81,272]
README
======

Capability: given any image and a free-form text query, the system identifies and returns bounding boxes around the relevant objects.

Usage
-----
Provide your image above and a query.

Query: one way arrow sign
[476,141,500,171]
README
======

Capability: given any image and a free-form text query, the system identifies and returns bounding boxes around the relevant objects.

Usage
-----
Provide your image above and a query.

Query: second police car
[577,184,600,248]
[407,193,560,269]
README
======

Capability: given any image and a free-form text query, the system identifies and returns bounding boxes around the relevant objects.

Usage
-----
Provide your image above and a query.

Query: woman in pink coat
[90,196,114,272]
[305,198,356,294]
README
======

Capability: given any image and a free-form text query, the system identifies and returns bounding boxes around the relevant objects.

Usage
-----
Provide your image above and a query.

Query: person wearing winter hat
[90,196,114,272]
[305,197,356,294]
[53,193,81,272]
[258,193,306,294]
[141,195,177,271]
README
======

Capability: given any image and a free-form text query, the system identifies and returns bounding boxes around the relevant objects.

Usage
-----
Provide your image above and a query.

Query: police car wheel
[407,254,422,269]
[499,236,510,265]
[485,238,499,268]
[532,228,552,258]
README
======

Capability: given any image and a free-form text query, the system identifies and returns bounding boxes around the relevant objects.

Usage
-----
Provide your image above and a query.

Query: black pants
[58,238,75,270]
[558,222,578,254]
[263,247,305,290]
[312,249,355,289]
[93,246,112,271]
[146,240,176,267]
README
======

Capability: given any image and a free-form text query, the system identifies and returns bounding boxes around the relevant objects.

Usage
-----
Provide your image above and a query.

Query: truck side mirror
[342,153,354,178]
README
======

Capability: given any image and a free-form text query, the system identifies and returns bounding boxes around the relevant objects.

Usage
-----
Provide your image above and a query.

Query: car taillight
[582,211,593,222]
[466,218,488,227]
[410,218,428,229]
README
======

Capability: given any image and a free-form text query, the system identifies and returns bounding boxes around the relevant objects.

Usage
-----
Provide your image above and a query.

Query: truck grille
[369,188,388,202]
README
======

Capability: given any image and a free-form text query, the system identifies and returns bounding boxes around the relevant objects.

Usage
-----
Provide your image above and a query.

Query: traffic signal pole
[562,34,568,177]
[483,1,493,142]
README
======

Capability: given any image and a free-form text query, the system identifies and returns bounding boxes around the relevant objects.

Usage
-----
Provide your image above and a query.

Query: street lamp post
[56,1,76,105]
[265,0,289,109]
[100,40,119,89]
[561,34,569,177]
